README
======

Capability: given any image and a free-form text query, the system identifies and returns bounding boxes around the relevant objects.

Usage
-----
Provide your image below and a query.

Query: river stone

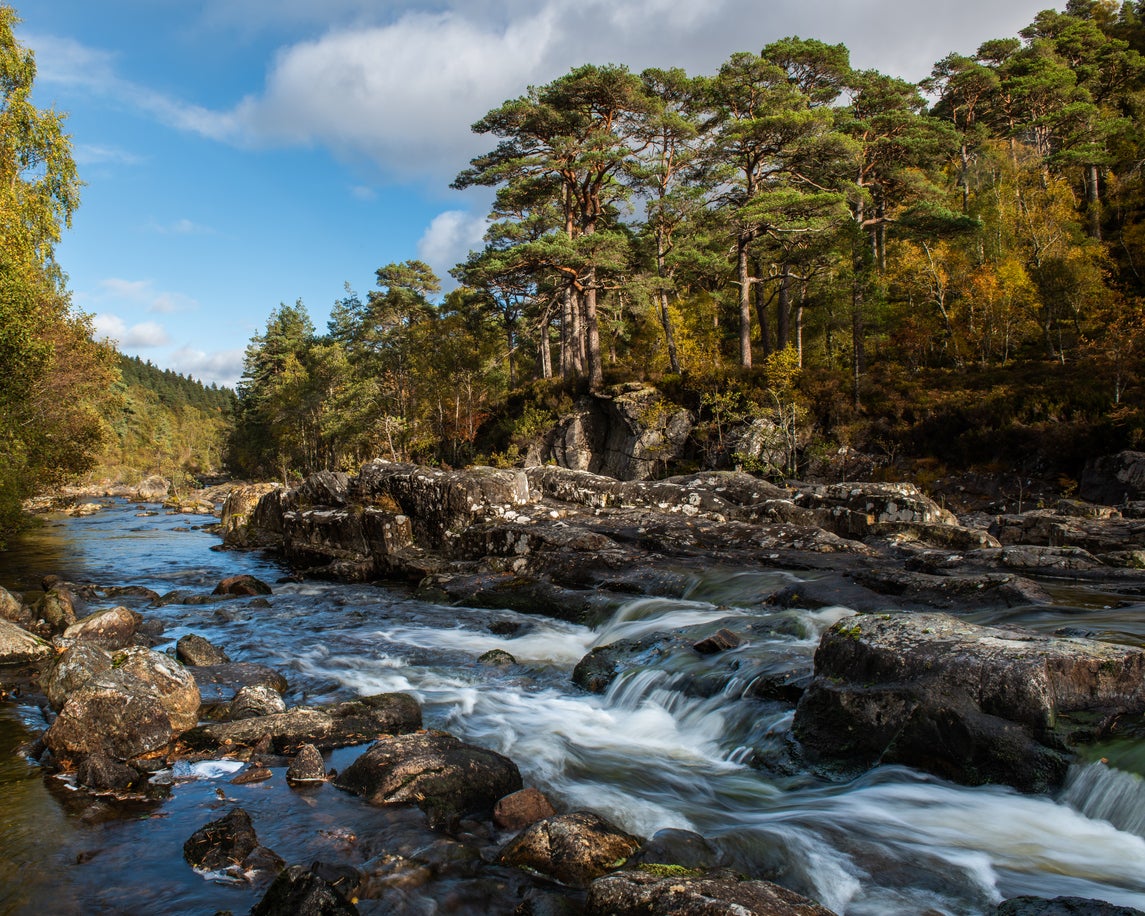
[333,729,522,827]
[189,661,289,704]
[0,586,33,629]
[628,828,723,871]
[693,628,745,655]
[213,574,273,597]
[499,811,641,887]
[0,618,54,665]
[183,806,260,870]
[478,649,517,667]
[175,633,230,666]
[63,606,141,649]
[111,647,200,733]
[45,669,177,763]
[75,752,140,794]
[41,643,114,709]
[39,587,78,634]
[286,743,327,784]
[227,684,287,720]
[995,896,1145,915]
[251,864,359,916]
[793,612,1145,792]
[586,869,838,915]
[494,787,557,831]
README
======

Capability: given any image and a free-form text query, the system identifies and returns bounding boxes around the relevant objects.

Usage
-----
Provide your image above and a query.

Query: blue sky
[20,0,1053,387]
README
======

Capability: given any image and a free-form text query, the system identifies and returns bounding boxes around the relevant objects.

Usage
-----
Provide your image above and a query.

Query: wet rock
[75,752,140,794]
[629,828,723,871]
[227,685,287,720]
[251,864,359,916]
[334,729,522,827]
[995,896,1145,915]
[286,744,327,785]
[232,762,274,784]
[851,567,1052,609]
[182,693,421,754]
[213,574,272,597]
[62,606,141,649]
[499,811,641,887]
[693,628,745,655]
[586,869,837,915]
[478,649,517,667]
[41,643,113,709]
[494,787,557,831]
[0,619,54,665]
[175,633,230,666]
[1080,451,1145,505]
[189,662,289,705]
[573,637,669,694]
[793,612,1145,792]
[183,806,271,872]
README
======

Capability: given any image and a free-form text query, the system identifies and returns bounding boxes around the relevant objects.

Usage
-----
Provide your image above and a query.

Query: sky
[19,0,1056,388]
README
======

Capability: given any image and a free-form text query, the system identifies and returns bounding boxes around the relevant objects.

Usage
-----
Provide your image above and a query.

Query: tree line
[230,0,1145,480]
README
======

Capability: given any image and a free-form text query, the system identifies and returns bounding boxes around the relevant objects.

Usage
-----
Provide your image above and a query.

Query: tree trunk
[777,262,791,351]
[655,231,681,374]
[1086,164,1102,241]
[754,256,772,357]
[738,238,753,369]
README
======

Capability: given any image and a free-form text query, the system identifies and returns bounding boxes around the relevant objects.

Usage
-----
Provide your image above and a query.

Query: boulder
[0,586,33,629]
[175,633,230,666]
[493,787,557,831]
[793,613,1145,791]
[213,574,272,597]
[0,618,54,666]
[39,586,78,634]
[251,865,359,916]
[478,649,517,667]
[110,647,200,733]
[62,606,141,649]
[586,869,837,915]
[41,643,113,709]
[499,811,641,887]
[75,753,141,794]
[333,729,522,827]
[1080,451,1145,505]
[134,475,170,501]
[227,684,287,720]
[183,806,280,874]
[693,629,745,655]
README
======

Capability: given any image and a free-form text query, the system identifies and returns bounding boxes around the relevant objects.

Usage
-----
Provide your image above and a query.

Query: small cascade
[1063,761,1145,838]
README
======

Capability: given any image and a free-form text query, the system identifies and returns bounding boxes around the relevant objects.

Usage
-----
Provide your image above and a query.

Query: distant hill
[93,354,236,487]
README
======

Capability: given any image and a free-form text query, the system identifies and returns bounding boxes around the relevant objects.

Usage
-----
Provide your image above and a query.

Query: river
[1,501,1144,914]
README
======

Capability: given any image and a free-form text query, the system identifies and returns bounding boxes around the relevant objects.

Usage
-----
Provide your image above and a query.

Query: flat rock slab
[794,612,1145,792]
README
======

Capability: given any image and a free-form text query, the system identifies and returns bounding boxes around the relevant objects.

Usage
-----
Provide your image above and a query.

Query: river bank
[1,462,1145,913]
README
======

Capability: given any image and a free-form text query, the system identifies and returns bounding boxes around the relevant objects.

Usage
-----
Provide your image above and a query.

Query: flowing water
[2,502,1145,914]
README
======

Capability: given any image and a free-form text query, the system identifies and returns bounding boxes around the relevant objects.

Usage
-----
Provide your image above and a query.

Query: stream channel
[2,500,1145,914]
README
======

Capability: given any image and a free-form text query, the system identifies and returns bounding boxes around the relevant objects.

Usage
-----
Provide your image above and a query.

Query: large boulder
[793,613,1145,791]
[0,586,34,629]
[499,811,641,887]
[333,729,522,827]
[134,475,171,501]
[110,647,200,733]
[41,643,114,709]
[586,870,838,915]
[0,619,54,665]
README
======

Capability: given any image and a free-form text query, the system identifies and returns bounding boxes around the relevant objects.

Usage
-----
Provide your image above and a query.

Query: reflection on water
[1,501,1145,914]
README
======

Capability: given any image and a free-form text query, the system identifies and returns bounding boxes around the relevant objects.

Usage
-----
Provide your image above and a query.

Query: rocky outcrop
[994,896,1145,915]
[586,869,838,915]
[1080,450,1145,505]
[793,613,1145,792]
[333,729,522,827]
[219,483,282,548]
[542,385,693,481]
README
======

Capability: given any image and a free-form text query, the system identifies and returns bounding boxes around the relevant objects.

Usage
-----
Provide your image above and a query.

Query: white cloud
[97,277,198,314]
[149,218,215,235]
[72,143,145,167]
[417,210,490,284]
[167,346,246,388]
[91,314,170,347]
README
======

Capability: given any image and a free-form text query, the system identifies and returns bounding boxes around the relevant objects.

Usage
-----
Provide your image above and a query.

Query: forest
[228,0,1145,483]
[4,2,1145,542]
